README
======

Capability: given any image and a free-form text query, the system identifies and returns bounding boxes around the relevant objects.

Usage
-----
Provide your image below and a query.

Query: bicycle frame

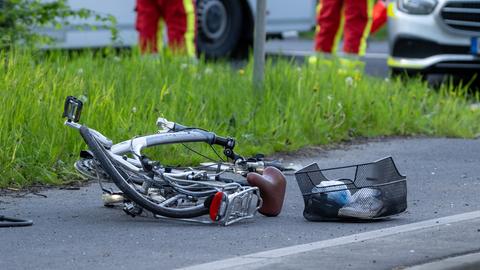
[63,96,263,225]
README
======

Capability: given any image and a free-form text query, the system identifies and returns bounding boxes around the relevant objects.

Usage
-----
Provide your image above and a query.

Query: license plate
[472,37,480,56]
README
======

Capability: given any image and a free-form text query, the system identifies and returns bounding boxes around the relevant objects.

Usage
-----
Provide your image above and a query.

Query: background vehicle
[42,0,317,57]
[388,0,480,76]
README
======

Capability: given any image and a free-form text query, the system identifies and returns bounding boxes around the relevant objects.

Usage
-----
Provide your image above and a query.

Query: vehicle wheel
[196,0,243,58]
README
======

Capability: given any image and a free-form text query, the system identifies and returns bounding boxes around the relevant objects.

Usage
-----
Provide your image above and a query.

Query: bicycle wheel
[74,158,110,180]
[75,158,148,185]
[79,126,209,219]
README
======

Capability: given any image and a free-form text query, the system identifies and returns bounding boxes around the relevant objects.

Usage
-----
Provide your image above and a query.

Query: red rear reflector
[209,192,225,221]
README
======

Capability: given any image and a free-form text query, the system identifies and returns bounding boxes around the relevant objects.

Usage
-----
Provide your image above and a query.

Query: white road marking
[177,210,480,270]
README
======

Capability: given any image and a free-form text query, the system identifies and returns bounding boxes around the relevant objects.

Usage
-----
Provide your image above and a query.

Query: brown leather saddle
[247,167,286,217]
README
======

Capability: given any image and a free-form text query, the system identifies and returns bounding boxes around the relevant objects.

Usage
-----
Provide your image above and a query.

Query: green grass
[1,50,479,187]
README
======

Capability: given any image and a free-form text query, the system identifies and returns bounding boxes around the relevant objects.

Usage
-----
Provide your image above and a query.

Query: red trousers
[136,0,196,55]
[315,0,370,54]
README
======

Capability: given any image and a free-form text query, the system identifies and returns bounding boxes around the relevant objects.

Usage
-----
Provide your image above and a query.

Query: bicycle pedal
[123,202,143,217]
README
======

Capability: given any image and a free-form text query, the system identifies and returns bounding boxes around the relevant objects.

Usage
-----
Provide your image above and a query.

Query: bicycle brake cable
[165,125,226,163]
[209,145,226,162]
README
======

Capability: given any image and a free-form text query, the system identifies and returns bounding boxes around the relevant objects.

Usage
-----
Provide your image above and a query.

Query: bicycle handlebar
[157,117,236,149]
[67,115,241,163]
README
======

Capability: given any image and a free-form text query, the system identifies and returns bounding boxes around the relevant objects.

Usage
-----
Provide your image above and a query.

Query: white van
[44,0,317,57]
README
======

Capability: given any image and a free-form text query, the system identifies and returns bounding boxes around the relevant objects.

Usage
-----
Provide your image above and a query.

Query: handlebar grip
[213,136,235,149]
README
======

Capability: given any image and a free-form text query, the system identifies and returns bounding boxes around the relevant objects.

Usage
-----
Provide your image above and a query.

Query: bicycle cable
[164,125,226,163]
[180,143,221,163]
[0,192,33,227]
[209,144,226,162]
[0,215,33,227]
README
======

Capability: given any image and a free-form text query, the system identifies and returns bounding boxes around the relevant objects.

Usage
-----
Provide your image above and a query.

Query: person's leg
[343,0,372,55]
[162,0,196,57]
[314,0,343,53]
[135,0,161,53]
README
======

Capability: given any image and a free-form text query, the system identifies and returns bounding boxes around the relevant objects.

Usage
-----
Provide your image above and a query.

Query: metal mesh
[295,157,407,220]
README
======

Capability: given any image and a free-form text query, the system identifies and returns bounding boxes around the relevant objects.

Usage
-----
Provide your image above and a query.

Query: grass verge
[1,50,479,187]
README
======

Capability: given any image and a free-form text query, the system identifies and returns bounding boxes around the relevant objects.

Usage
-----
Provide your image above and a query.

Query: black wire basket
[295,157,407,221]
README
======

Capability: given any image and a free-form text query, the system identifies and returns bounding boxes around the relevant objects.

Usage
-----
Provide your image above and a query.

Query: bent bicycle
[63,96,286,225]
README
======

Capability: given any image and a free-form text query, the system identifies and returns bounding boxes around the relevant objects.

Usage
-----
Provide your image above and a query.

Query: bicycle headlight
[398,0,437,15]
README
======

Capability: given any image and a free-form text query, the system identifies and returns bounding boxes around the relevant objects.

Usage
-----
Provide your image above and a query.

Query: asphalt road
[2,137,480,270]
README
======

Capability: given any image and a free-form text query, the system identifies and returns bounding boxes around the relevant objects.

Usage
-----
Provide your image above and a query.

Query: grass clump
[1,50,479,187]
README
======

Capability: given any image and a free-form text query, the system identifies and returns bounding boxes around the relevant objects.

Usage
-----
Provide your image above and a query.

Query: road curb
[404,252,480,270]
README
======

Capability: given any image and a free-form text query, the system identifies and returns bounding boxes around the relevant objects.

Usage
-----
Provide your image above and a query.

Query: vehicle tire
[196,0,243,58]
[79,126,209,219]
